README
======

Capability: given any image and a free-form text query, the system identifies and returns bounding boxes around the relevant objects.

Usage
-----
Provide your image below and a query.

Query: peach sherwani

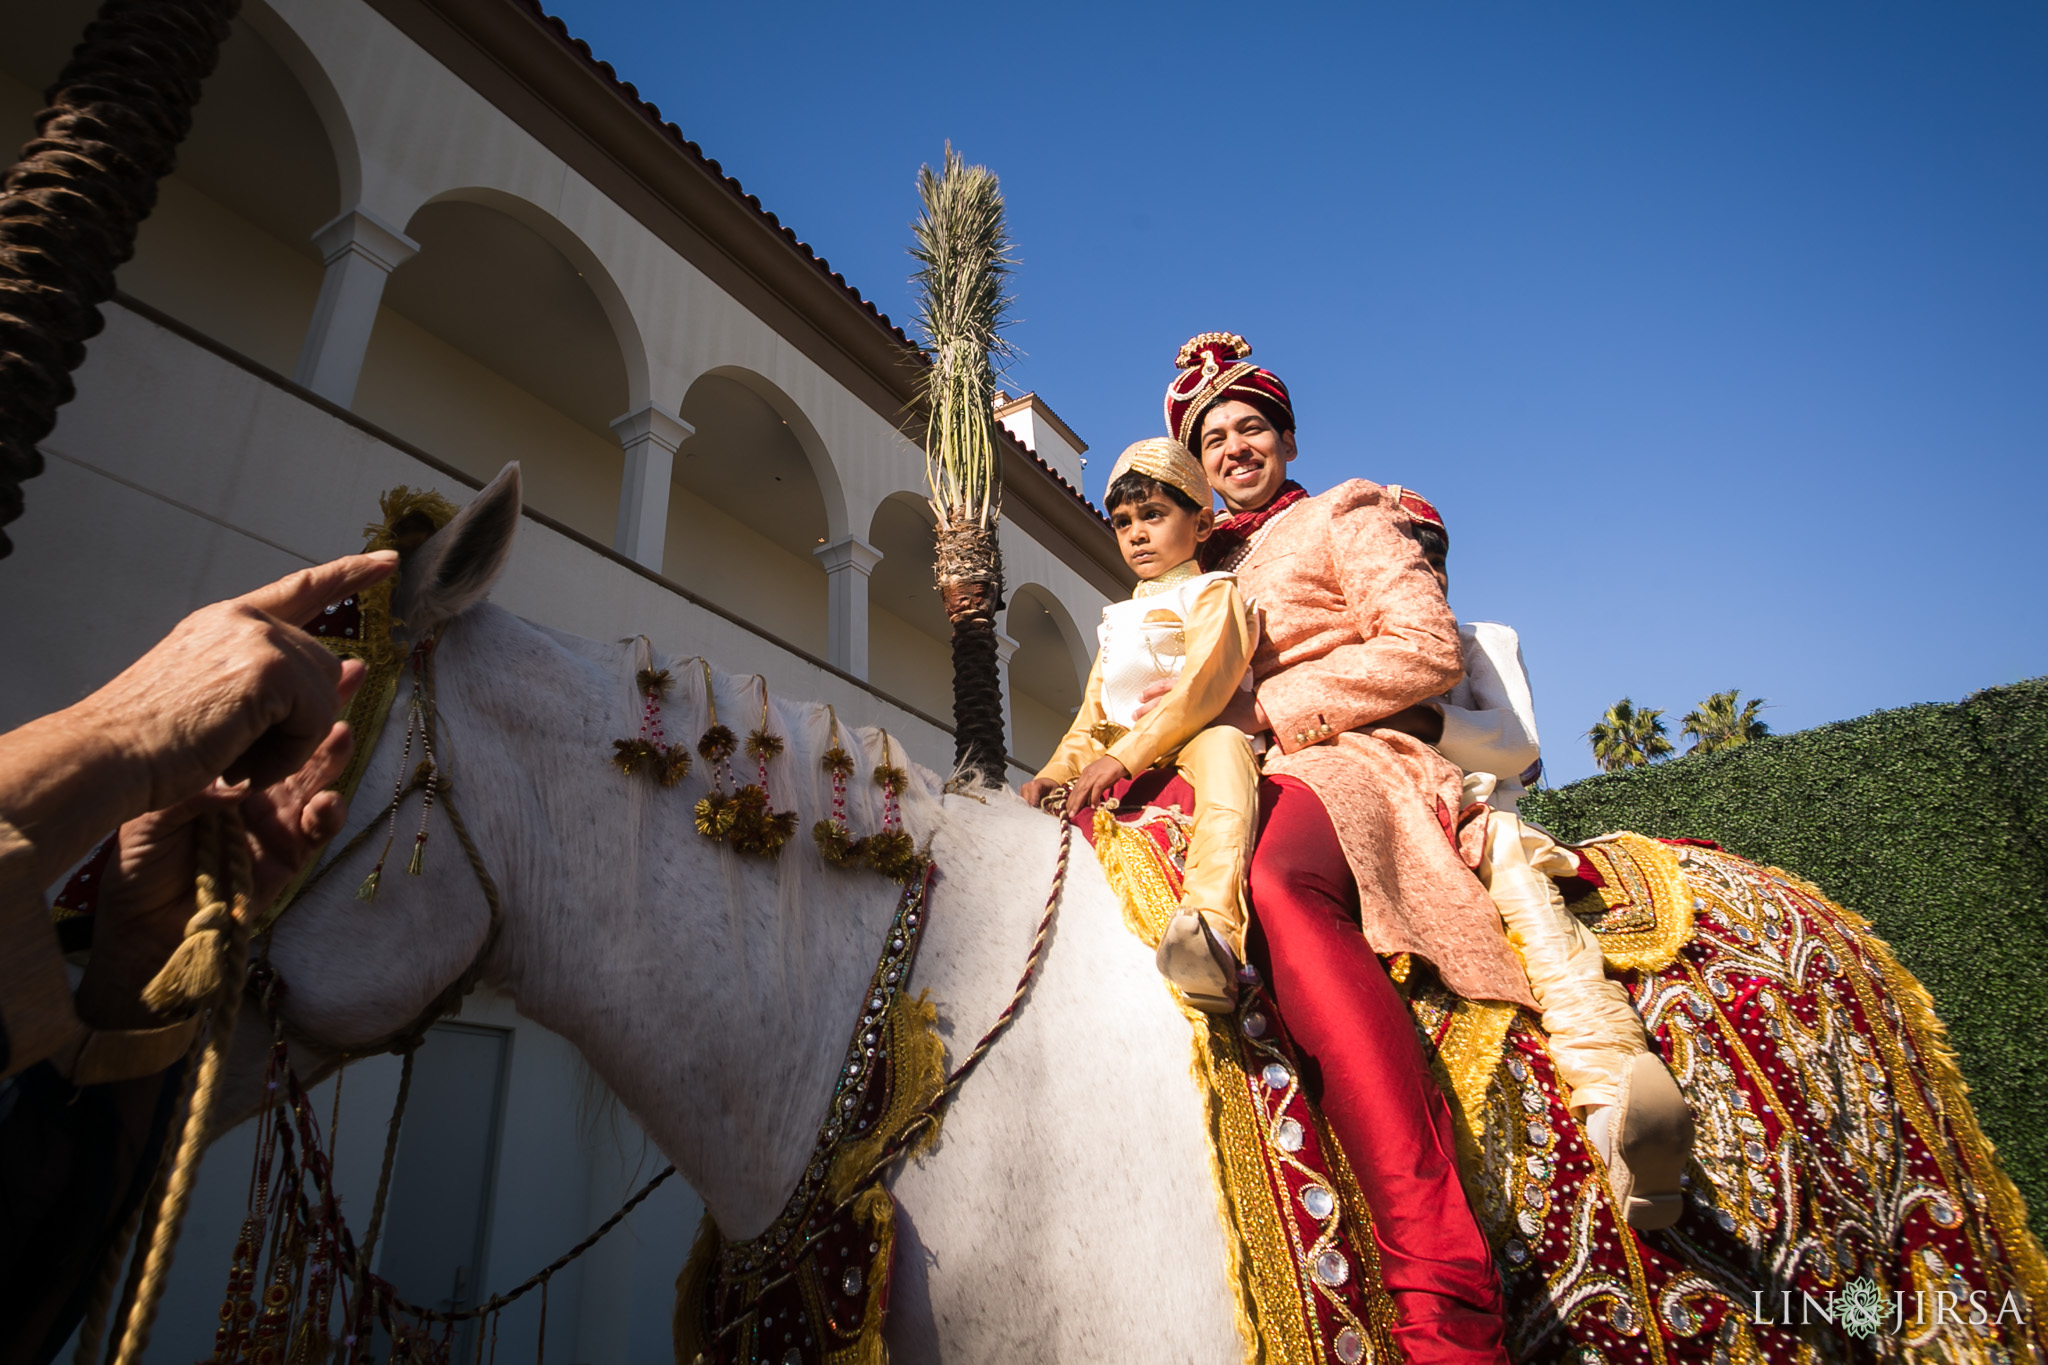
[1236,479,1537,1010]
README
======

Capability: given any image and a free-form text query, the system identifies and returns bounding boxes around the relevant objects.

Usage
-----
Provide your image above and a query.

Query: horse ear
[391,463,522,639]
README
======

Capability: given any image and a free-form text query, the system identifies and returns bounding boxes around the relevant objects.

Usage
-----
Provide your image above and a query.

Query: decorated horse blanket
[1081,772,2046,1364]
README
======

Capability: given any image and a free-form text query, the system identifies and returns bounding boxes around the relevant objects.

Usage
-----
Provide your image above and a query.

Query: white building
[0,0,1125,1358]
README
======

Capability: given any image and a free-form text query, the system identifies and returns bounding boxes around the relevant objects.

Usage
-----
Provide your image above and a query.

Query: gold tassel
[744,728,784,762]
[355,866,382,901]
[822,745,855,777]
[829,990,947,1206]
[405,834,426,877]
[872,763,908,796]
[846,1187,897,1365]
[636,667,672,698]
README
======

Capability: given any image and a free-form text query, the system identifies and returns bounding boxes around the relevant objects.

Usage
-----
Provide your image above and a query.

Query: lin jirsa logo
[1752,1275,2030,1337]
[1837,1279,1886,1340]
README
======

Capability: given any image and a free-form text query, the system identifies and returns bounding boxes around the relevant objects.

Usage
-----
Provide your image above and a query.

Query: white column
[611,405,693,570]
[995,629,1021,758]
[293,208,419,406]
[813,536,882,678]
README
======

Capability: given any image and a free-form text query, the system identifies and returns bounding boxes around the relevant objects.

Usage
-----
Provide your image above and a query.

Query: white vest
[1094,570,1244,729]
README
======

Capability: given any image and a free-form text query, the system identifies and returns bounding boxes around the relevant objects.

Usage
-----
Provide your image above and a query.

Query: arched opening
[865,492,952,722]
[661,370,832,656]
[1006,585,1089,771]
[0,2,345,373]
[352,196,632,543]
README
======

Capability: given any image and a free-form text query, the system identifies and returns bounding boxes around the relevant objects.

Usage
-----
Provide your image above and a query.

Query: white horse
[245,471,2048,1364]
[255,467,1247,1361]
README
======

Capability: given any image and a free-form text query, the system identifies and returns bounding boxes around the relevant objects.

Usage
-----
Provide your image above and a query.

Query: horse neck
[434,612,932,1238]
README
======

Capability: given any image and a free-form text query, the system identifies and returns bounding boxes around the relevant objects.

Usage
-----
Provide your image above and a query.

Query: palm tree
[0,0,240,557]
[1587,697,1674,773]
[909,143,1017,782]
[1681,689,1769,755]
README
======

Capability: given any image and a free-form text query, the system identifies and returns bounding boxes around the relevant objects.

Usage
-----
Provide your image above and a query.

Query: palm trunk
[0,0,239,558]
[936,521,1006,781]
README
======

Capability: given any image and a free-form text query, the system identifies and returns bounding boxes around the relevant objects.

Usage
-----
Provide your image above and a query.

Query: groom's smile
[1197,399,1299,512]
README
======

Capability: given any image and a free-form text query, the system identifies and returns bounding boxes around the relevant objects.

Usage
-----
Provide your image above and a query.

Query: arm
[0,552,395,1080]
[1022,662,1109,803]
[1255,484,1466,755]
[1437,622,1541,780]
[1105,578,1254,776]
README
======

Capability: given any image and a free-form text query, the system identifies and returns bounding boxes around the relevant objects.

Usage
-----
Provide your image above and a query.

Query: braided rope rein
[706,798,1076,1341]
[73,805,256,1365]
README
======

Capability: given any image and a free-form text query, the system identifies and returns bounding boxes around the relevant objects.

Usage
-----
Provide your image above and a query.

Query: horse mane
[543,626,958,851]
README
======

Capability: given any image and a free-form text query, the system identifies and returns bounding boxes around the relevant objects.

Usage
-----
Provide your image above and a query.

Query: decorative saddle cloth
[1085,775,2048,1365]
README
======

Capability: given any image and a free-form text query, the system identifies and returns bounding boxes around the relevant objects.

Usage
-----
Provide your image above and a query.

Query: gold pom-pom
[698,724,738,763]
[864,828,924,883]
[614,738,692,786]
[636,667,672,698]
[695,791,737,840]
[813,819,869,865]
[745,728,785,762]
[873,764,908,797]
[822,745,856,778]
[724,786,797,858]
[742,808,798,857]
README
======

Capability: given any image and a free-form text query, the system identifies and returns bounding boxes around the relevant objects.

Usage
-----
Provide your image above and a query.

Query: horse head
[254,465,966,1237]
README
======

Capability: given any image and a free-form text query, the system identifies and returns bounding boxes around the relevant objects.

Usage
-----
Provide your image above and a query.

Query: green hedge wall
[1521,677,2048,1244]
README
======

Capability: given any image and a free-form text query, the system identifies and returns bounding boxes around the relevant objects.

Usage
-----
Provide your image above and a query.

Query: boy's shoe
[1156,911,1241,1014]
[1589,1053,1695,1230]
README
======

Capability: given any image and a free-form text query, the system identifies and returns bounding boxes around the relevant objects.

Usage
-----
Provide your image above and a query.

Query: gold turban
[1106,437,1211,511]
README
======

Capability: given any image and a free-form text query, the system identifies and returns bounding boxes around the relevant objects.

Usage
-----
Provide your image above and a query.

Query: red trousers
[1246,776,1508,1365]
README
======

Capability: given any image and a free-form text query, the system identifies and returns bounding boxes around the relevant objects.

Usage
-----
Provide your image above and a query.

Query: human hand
[80,552,399,806]
[1019,777,1062,810]
[0,552,398,888]
[75,707,361,1030]
[1376,703,1444,745]
[1066,756,1130,813]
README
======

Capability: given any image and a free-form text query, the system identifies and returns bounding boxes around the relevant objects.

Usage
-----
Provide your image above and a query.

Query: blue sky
[548,0,2047,782]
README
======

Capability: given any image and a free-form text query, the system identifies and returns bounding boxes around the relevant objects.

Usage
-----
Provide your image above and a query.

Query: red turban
[1163,332,1295,449]
[1383,484,1449,549]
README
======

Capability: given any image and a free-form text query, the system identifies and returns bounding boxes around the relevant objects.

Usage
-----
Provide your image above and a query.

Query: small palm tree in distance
[1587,697,1675,772]
[1681,689,1770,755]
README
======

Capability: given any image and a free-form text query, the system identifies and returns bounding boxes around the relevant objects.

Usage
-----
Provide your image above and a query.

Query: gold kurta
[1036,571,1260,953]
[1237,480,1538,1010]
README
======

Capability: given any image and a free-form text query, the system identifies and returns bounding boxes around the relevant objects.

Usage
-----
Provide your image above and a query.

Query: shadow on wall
[354,197,631,545]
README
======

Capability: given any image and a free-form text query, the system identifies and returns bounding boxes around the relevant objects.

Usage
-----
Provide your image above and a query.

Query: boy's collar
[1133,559,1202,598]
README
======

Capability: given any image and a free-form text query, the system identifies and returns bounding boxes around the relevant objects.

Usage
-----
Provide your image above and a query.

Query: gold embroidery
[1090,809,1400,1364]
[1133,560,1202,596]
[1432,998,1518,1178]
[1088,721,1130,749]
[1565,833,1696,972]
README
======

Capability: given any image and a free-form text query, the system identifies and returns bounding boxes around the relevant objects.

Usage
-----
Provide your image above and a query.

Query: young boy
[1392,485,1695,1231]
[1021,438,1258,1014]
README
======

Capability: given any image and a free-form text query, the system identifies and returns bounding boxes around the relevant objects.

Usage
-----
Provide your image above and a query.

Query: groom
[1145,333,1533,1364]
